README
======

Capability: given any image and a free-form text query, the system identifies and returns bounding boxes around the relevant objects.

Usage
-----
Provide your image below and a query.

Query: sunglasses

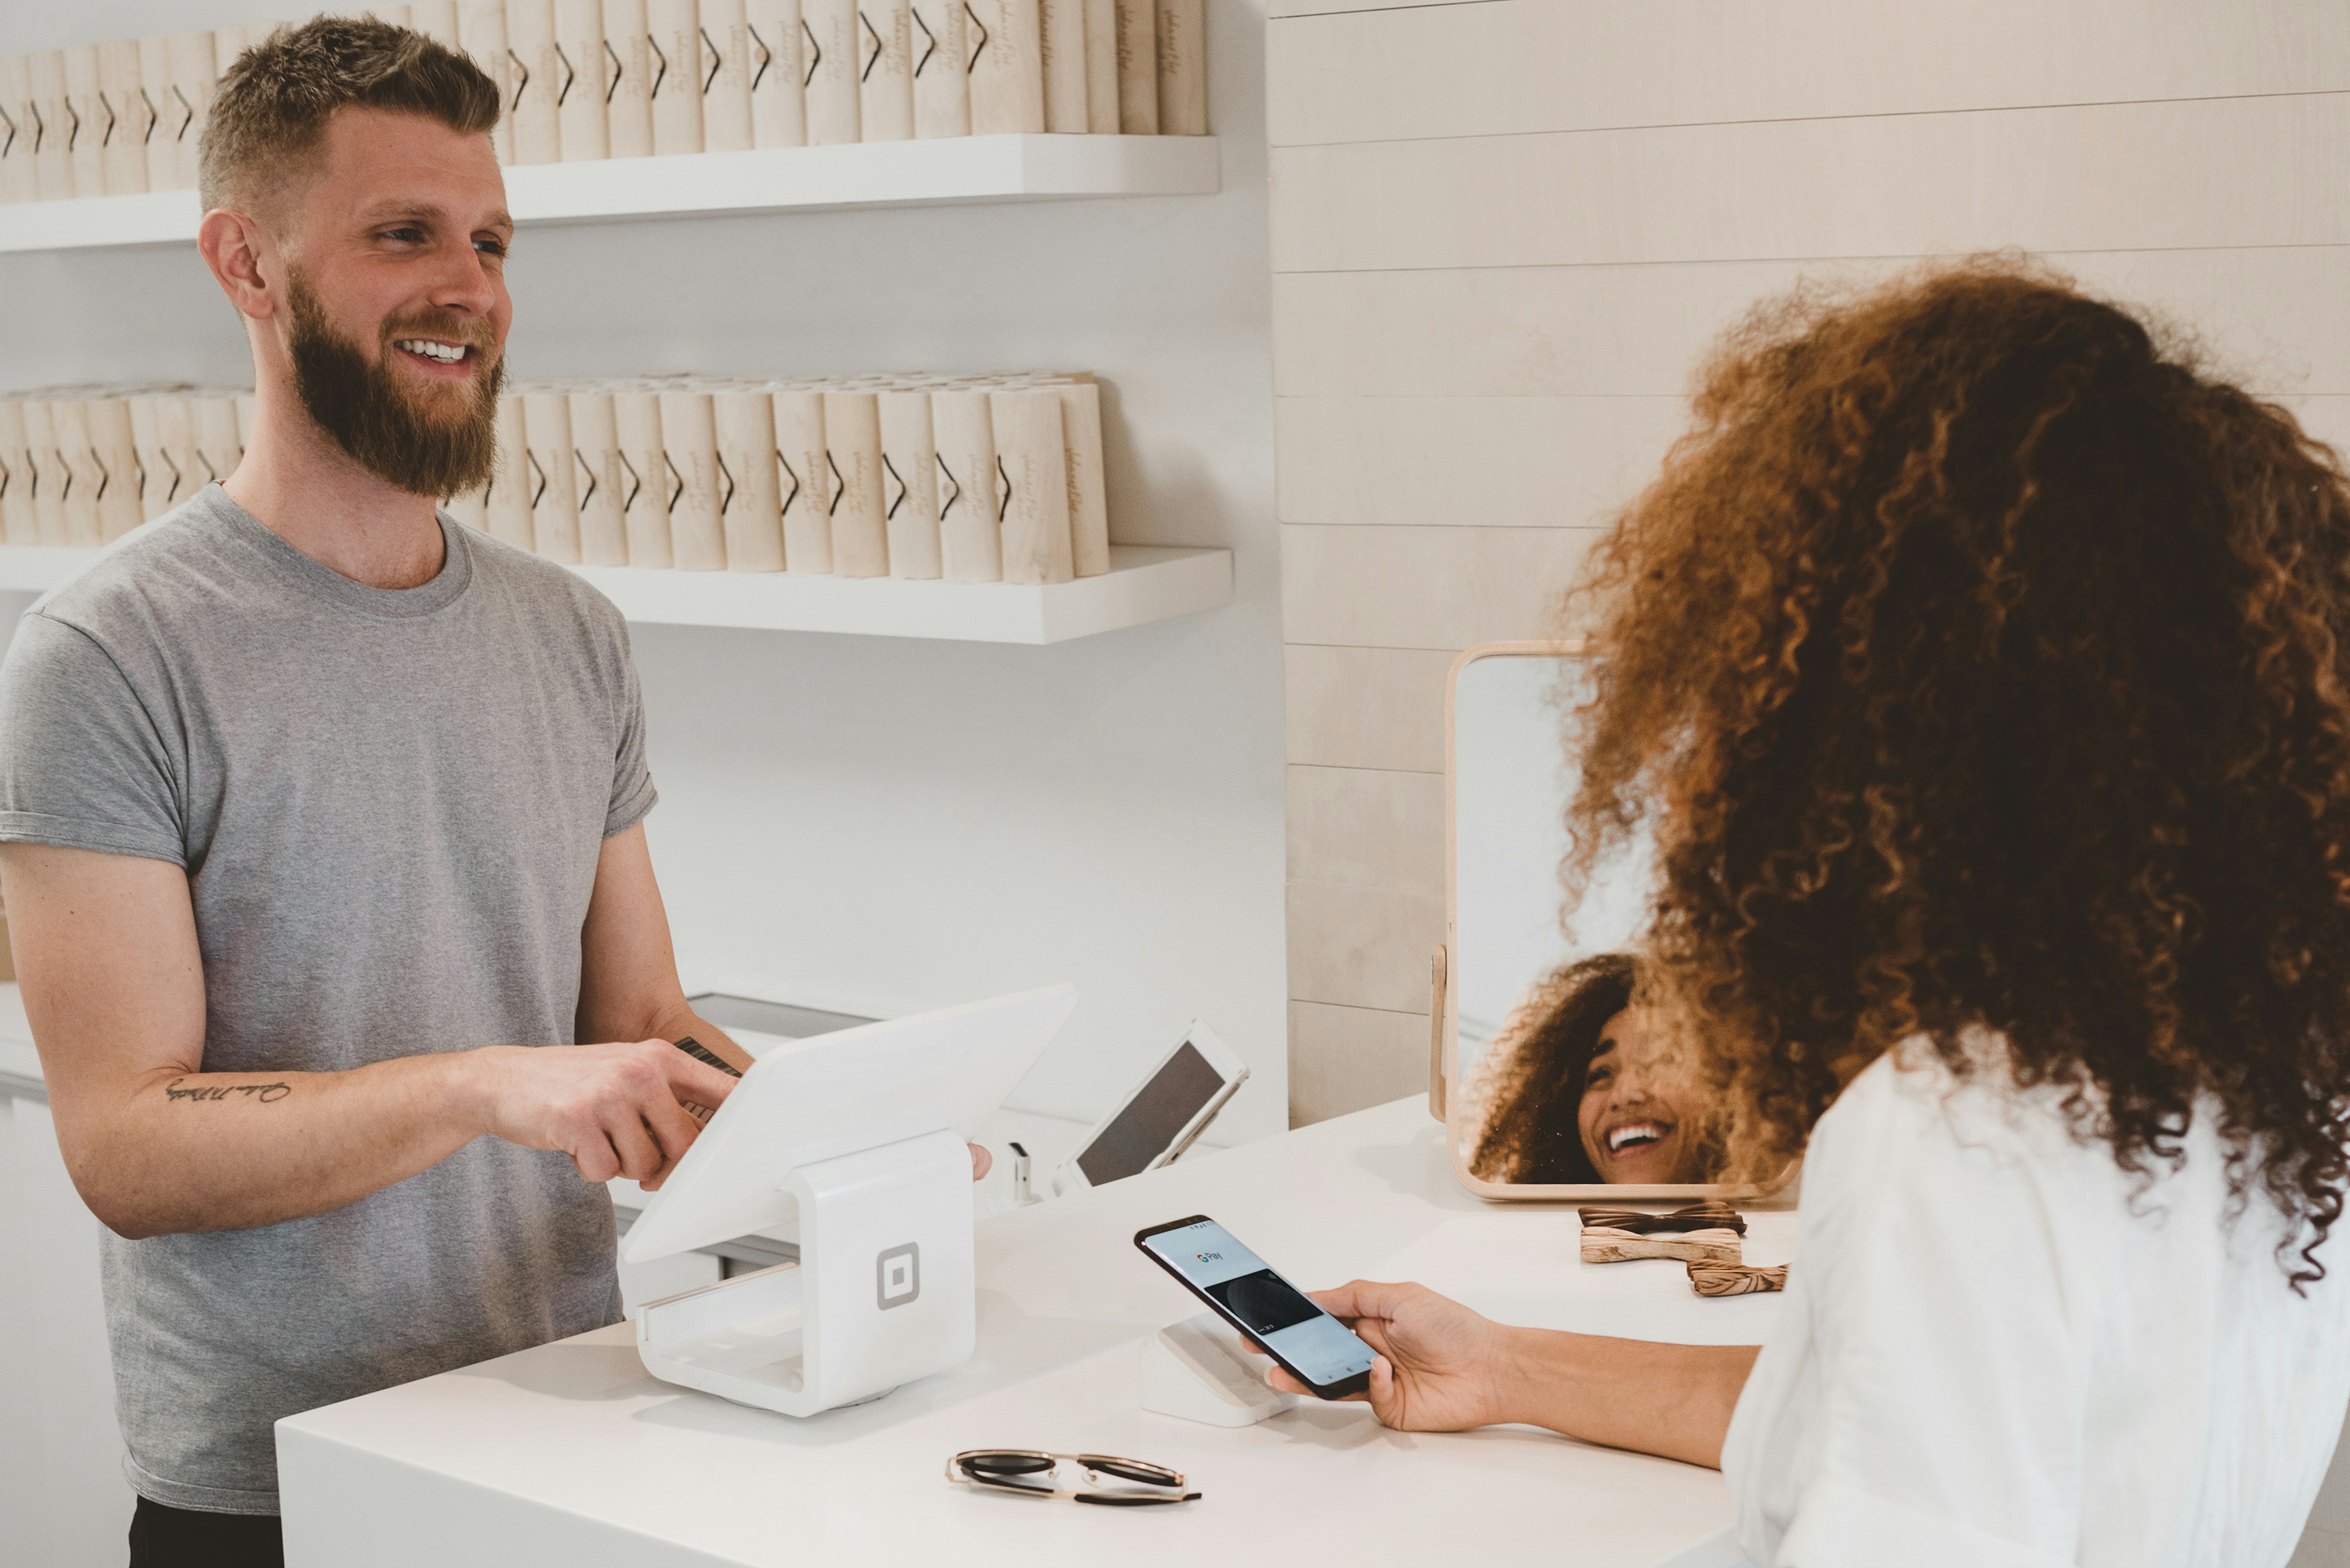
[944,1450,1200,1505]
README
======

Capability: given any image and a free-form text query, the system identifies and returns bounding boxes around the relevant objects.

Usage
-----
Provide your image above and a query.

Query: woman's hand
[1264,1280,1522,1430]
[1261,1279,1761,1466]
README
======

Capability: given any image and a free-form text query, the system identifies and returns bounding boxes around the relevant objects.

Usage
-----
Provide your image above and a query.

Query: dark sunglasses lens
[1082,1457,1181,1487]
[962,1452,1056,1477]
[1074,1492,1190,1506]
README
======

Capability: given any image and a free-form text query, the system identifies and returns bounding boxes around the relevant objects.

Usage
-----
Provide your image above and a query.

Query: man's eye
[473,237,508,257]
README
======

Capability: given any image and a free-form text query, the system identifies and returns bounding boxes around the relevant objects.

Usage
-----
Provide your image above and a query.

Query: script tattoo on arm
[162,1077,293,1105]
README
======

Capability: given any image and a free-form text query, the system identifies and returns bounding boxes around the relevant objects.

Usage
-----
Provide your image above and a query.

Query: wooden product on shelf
[522,387,584,562]
[857,0,916,144]
[64,46,106,200]
[703,0,759,154]
[487,395,536,550]
[0,55,34,206]
[745,0,809,148]
[164,31,218,188]
[821,389,890,578]
[802,0,862,144]
[712,388,786,572]
[988,387,1074,586]
[1113,0,1154,134]
[658,389,728,570]
[930,389,1001,583]
[98,39,147,198]
[907,0,967,140]
[553,0,611,162]
[602,0,657,157]
[647,0,706,155]
[613,389,672,566]
[507,0,564,163]
[0,399,31,545]
[568,388,631,565]
[1038,0,1087,135]
[966,0,1045,136]
[771,387,832,573]
[876,389,943,580]
[1155,0,1204,135]
[456,2,518,162]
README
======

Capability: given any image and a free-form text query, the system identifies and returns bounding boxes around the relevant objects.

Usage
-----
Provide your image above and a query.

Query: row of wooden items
[466,373,1110,581]
[0,384,250,549]
[0,0,1205,206]
[0,373,1113,585]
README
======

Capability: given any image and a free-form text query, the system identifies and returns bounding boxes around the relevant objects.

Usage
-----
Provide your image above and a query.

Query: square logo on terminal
[877,1242,921,1310]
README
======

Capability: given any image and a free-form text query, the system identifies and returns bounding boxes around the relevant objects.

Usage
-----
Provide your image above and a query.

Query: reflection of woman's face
[1578,1009,1707,1183]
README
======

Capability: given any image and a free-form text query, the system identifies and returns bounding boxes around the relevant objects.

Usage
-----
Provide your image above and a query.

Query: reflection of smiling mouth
[1606,1120,1671,1154]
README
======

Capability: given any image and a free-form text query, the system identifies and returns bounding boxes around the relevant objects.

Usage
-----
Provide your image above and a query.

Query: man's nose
[427,244,498,319]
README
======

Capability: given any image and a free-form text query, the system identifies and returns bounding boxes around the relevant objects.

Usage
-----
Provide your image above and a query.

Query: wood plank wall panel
[1276,248,2350,399]
[1269,0,2350,147]
[1270,2,2350,1127]
[1278,396,1685,530]
[1284,645,1455,772]
[1273,95,2350,274]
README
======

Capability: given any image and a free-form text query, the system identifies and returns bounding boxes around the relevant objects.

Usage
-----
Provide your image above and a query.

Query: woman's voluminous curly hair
[1564,256,2350,1284]
[1469,953,1637,1184]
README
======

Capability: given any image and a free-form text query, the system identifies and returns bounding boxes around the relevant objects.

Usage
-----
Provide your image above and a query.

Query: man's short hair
[199,16,501,220]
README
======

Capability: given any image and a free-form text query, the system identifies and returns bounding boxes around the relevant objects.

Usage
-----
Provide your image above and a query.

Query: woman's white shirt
[1721,1035,2350,1567]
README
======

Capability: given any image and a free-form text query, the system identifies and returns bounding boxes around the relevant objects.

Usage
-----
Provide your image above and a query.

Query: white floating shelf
[0,135,1222,253]
[0,542,1231,644]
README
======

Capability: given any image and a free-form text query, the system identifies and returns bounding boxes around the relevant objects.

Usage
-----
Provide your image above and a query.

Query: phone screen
[1137,1218,1377,1392]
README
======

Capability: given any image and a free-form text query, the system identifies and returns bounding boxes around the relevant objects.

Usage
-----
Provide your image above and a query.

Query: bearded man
[0,21,818,1567]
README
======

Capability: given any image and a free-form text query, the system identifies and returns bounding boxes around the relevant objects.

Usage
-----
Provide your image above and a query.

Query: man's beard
[284,273,503,499]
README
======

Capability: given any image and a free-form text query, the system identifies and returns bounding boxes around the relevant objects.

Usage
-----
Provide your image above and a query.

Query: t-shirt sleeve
[0,611,188,866]
[1764,1073,2085,1566]
[603,620,656,838]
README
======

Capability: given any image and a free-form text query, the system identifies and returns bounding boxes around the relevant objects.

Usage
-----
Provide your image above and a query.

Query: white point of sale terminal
[621,984,1079,1417]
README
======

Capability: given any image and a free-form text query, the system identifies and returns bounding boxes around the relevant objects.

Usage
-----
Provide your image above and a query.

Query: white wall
[0,0,1289,1144]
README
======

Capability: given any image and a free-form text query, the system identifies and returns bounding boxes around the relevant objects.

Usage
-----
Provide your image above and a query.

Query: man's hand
[1264,1280,1521,1430]
[466,1039,741,1185]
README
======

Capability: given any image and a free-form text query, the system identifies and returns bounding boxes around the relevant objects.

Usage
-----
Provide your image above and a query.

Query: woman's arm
[1266,1279,1758,1469]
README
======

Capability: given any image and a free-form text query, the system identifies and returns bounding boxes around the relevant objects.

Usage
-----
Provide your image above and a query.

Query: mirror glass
[1452,650,1724,1192]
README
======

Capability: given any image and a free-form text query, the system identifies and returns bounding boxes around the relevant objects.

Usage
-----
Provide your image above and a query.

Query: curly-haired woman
[1468,952,1719,1185]
[1276,259,2350,1564]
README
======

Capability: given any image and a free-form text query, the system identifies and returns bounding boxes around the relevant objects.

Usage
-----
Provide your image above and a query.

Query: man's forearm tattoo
[163,1077,293,1105]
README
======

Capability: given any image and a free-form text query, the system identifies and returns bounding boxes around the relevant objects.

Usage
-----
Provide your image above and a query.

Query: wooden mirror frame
[1434,640,1789,1203]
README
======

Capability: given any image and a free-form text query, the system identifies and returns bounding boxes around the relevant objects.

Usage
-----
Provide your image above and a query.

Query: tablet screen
[1076,1041,1227,1186]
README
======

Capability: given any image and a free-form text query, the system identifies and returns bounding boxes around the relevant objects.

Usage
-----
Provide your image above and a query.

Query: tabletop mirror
[1437,641,1751,1201]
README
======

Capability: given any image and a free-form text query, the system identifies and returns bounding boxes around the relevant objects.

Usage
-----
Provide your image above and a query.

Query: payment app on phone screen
[1138,1218,1377,1391]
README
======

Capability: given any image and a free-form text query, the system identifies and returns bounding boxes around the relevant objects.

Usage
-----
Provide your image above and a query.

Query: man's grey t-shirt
[0,486,656,1514]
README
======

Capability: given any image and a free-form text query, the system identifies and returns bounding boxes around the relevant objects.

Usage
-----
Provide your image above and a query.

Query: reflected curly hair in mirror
[1562,255,2350,1286]
[1469,953,1636,1183]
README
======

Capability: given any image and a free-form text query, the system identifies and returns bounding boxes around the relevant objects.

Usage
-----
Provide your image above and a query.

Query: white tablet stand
[1139,1311,1300,1428]
[623,986,1077,1418]
[636,1123,976,1417]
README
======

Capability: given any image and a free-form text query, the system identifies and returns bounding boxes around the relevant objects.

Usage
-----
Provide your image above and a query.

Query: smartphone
[1134,1215,1377,1399]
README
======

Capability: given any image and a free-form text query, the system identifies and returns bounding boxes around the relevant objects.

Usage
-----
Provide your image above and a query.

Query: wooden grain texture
[1288,1000,1431,1125]
[1286,763,1444,894]
[1272,94,2350,274]
[1267,0,2350,148]
[1284,644,1453,773]
[1277,394,1684,529]
[1287,877,1442,1014]
[1273,247,2350,398]
[1281,523,1600,650]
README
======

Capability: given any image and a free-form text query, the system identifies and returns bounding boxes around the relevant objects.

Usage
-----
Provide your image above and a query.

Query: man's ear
[197,208,278,322]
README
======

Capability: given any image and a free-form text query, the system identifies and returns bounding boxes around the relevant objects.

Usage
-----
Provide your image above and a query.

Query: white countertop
[278,1097,1788,1568]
